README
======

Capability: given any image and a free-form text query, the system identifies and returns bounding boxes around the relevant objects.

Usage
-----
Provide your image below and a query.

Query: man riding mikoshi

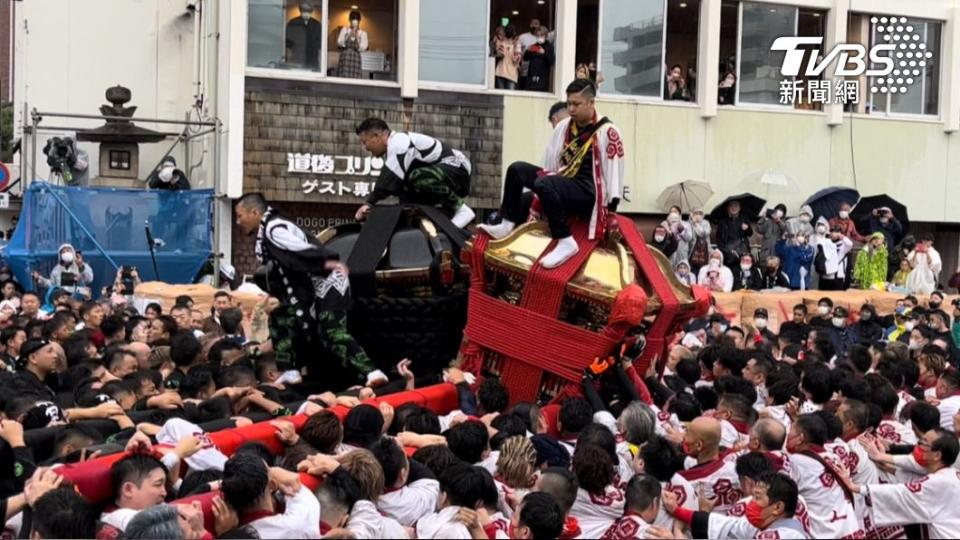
[479,78,625,268]
[235,193,386,390]
[353,118,475,228]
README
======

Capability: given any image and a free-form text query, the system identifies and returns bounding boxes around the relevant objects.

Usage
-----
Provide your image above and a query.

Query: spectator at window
[664,206,694,268]
[336,10,368,79]
[717,61,736,105]
[650,225,678,259]
[760,256,791,289]
[575,62,603,85]
[829,202,865,243]
[732,253,763,291]
[489,25,505,57]
[853,232,889,290]
[664,64,691,101]
[688,208,712,274]
[776,233,815,290]
[32,244,93,299]
[517,18,542,53]
[757,204,787,261]
[494,26,521,90]
[714,200,752,269]
[286,2,323,69]
[522,26,554,92]
[906,233,942,295]
[867,206,903,253]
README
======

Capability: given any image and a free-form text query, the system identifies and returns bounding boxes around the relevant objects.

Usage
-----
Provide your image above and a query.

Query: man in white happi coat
[846,428,960,540]
[479,78,625,269]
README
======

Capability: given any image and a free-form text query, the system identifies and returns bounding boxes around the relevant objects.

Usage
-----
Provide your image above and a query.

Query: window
[488,0,558,92]
[246,0,399,82]
[849,14,941,116]
[580,0,698,101]
[720,2,825,108]
[419,0,489,85]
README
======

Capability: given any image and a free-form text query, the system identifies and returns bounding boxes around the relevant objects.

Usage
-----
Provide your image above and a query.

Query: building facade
[12,0,960,278]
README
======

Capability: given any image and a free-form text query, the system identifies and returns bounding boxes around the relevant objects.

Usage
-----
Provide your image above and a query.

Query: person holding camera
[32,244,93,298]
[113,266,142,297]
[867,206,903,253]
[776,232,815,291]
[905,232,941,295]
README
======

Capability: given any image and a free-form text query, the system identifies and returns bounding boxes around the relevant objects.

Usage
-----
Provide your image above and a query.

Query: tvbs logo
[772,37,894,78]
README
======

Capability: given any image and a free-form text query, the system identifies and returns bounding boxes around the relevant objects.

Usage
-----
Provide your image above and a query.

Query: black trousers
[501,161,595,238]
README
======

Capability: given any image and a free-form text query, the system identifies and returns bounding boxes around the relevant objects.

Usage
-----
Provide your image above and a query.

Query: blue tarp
[5,182,213,295]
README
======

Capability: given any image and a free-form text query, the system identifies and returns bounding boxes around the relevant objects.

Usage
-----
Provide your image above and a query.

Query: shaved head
[690,417,722,448]
[125,341,152,370]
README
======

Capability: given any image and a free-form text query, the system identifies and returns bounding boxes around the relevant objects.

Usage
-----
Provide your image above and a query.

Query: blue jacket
[776,240,816,290]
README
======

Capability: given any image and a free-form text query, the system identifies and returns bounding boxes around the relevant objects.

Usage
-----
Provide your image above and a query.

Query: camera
[120,265,136,295]
[42,137,77,174]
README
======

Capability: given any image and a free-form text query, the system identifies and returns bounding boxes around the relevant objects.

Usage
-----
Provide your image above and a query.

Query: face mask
[774,210,784,219]
[709,259,721,269]
[351,19,359,28]
[668,212,681,222]
[755,318,768,330]
[745,500,767,529]
[799,215,811,223]
[741,263,752,271]
[61,252,74,265]
[692,214,703,222]
[678,269,688,277]
[908,340,922,351]
[832,317,845,328]
[719,324,728,333]
[905,321,916,332]
[818,306,830,316]
[537,37,545,44]
[913,445,928,467]
[158,164,175,183]
[816,226,827,234]
[654,235,665,242]
[860,312,871,321]
[302,13,311,22]
[839,211,850,219]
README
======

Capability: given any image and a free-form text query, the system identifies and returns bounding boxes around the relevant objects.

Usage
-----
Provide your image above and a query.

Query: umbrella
[737,169,801,201]
[709,193,768,223]
[850,194,910,233]
[803,187,860,221]
[656,180,714,213]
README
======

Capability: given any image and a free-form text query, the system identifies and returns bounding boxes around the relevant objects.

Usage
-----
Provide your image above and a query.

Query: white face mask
[654,234,666,242]
[668,212,681,222]
[158,164,175,183]
[832,317,845,328]
[755,318,768,330]
[709,259,721,269]
[61,252,75,265]
[839,211,849,219]
[905,321,916,331]
[773,210,784,219]
[818,306,830,316]
[741,263,752,271]
[816,226,827,234]
[692,214,703,222]
[301,13,311,22]
[908,340,922,351]
[350,19,359,28]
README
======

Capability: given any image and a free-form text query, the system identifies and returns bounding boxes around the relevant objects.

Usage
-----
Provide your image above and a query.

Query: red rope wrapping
[465,290,618,382]
[617,216,680,374]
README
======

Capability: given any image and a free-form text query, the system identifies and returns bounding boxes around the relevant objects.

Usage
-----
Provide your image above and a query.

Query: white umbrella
[656,180,714,213]
[736,169,801,201]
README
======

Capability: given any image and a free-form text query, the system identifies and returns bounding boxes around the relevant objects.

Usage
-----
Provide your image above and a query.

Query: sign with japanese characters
[287,153,383,198]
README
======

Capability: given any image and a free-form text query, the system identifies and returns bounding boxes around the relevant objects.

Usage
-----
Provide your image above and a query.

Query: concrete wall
[12,0,214,185]
[501,93,960,222]
[1,0,11,103]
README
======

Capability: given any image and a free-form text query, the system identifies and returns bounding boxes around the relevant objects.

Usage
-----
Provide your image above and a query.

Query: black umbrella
[804,186,860,221]
[709,193,767,223]
[850,194,909,233]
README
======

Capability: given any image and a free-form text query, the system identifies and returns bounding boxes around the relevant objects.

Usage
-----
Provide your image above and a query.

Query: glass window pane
[327,1,398,81]
[283,1,324,70]
[889,19,940,115]
[664,0,700,103]
[739,3,796,105]
[600,0,664,97]
[419,0,488,84]
[247,0,287,68]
